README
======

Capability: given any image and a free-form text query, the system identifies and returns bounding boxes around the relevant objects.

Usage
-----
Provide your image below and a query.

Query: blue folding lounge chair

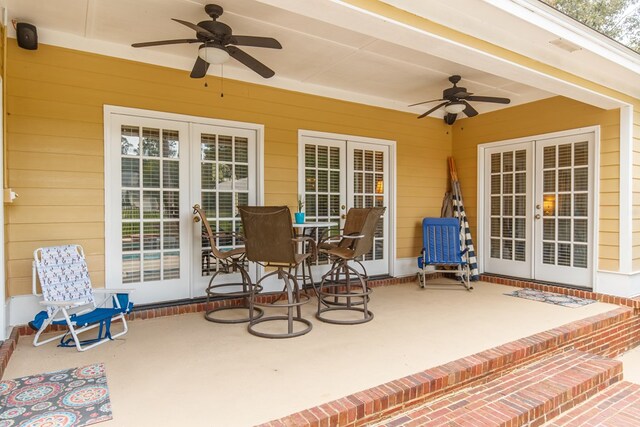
[417,218,473,291]
[31,245,133,351]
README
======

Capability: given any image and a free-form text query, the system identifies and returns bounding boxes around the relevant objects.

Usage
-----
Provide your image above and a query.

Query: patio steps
[544,381,640,426]
[373,349,622,427]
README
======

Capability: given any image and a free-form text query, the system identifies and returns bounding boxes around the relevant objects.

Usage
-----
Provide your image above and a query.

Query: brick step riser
[545,381,640,426]
[261,308,640,427]
[376,351,623,427]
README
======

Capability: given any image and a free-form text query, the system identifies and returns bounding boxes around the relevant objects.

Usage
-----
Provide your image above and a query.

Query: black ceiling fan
[410,75,511,125]
[131,4,282,79]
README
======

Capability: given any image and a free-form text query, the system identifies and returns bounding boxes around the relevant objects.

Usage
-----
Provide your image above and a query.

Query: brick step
[545,381,640,426]
[373,350,622,427]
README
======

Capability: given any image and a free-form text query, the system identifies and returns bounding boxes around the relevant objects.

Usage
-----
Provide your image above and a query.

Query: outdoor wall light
[444,102,466,114]
[198,45,230,64]
[543,194,556,216]
[376,179,384,194]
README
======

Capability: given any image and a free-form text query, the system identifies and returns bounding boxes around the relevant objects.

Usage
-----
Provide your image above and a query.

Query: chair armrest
[292,236,317,258]
[39,299,87,308]
[318,228,344,244]
[93,288,133,294]
[329,233,364,240]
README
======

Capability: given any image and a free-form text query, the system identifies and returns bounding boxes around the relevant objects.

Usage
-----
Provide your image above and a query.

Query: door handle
[535,214,541,220]
[341,214,346,219]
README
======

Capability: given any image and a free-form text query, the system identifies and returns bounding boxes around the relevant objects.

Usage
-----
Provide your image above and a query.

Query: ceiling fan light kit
[132,4,282,79]
[444,102,465,114]
[198,45,230,64]
[410,75,511,125]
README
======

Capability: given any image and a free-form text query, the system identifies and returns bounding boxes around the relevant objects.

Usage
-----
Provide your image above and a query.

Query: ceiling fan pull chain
[220,64,224,98]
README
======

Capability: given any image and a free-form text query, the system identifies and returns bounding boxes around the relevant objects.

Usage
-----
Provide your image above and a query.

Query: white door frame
[477,126,600,287]
[297,129,397,277]
[104,105,264,302]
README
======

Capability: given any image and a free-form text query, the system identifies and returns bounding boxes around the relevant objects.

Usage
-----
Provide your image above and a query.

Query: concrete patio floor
[3,279,618,427]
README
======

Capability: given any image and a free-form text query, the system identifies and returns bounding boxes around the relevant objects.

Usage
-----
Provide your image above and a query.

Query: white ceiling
[383,0,640,103]
[6,0,558,118]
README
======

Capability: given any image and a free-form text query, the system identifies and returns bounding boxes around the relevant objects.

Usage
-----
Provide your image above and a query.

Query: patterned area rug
[0,363,112,427]
[505,288,596,308]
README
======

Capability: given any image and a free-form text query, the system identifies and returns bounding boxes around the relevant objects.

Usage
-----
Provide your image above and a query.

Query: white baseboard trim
[3,298,10,341]
[595,270,640,298]
[394,257,420,278]
[9,294,41,327]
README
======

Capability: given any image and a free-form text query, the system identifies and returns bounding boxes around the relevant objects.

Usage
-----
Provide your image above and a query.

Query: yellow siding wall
[452,96,620,271]
[5,42,451,296]
[633,110,640,270]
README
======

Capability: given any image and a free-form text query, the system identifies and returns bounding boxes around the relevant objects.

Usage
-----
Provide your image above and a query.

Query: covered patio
[1,0,640,426]
[3,279,623,426]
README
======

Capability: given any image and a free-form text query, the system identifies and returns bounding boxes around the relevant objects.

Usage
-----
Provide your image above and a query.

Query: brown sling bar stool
[318,208,371,300]
[239,206,314,339]
[193,205,263,324]
[316,207,385,325]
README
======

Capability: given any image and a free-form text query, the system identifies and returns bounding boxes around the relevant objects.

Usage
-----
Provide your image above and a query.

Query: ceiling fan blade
[466,95,511,104]
[226,46,275,78]
[190,56,210,78]
[231,36,282,49]
[172,18,216,39]
[132,39,200,48]
[417,102,449,119]
[462,101,478,117]
[408,98,444,107]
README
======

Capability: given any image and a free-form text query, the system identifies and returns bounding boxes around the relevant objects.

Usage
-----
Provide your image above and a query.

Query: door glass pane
[162,130,179,159]
[200,132,250,276]
[489,149,527,263]
[539,140,590,271]
[119,124,182,284]
[353,147,386,262]
[304,141,343,266]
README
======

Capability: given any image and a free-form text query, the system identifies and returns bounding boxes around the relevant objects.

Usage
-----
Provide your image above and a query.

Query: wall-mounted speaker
[16,22,38,50]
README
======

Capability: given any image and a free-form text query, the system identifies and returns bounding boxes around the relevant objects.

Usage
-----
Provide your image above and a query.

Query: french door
[300,135,391,277]
[107,111,259,304]
[190,124,257,297]
[483,132,594,288]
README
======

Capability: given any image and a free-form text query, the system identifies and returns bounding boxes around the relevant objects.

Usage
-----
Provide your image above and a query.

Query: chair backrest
[34,245,95,315]
[351,207,386,258]
[339,208,370,248]
[422,218,463,264]
[238,206,297,265]
[193,204,232,259]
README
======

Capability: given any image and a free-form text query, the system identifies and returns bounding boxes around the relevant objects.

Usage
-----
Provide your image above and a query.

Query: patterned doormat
[505,288,596,308]
[0,362,112,427]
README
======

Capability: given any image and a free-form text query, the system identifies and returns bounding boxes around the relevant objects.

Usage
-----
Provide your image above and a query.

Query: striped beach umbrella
[448,157,480,281]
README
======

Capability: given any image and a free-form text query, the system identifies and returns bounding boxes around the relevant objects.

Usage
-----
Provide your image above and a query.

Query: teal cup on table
[295,212,305,224]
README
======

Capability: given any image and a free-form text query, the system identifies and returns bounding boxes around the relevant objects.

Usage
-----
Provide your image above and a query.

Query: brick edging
[0,328,19,379]
[258,306,640,427]
[480,274,640,312]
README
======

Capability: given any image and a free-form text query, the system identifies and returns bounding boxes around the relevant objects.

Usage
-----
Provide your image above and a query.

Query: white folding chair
[31,245,133,351]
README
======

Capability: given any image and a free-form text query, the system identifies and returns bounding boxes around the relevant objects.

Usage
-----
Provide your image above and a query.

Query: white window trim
[476,125,600,288]
[297,129,397,277]
[103,105,264,294]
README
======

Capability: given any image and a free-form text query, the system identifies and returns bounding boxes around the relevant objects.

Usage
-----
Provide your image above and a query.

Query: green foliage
[542,0,640,52]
